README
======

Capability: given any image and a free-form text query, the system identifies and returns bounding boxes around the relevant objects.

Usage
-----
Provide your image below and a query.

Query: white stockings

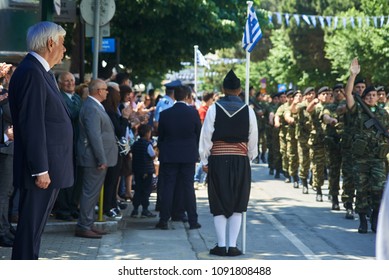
[213,212,242,247]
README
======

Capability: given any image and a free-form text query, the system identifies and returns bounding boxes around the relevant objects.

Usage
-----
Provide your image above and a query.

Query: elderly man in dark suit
[155,85,202,230]
[8,22,74,259]
[54,71,83,221]
[75,79,118,239]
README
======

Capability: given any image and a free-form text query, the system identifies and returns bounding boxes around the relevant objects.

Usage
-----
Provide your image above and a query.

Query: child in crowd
[130,124,157,218]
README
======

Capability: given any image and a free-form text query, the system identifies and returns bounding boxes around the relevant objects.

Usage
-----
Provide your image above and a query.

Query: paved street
[0,162,376,260]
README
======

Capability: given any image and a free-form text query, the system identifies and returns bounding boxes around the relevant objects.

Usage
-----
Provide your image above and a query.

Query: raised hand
[350,57,360,76]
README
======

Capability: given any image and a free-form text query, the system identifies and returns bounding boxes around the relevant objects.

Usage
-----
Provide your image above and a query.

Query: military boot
[274,169,281,179]
[302,178,308,194]
[316,187,323,202]
[366,208,372,219]
[293,175,299,188]
[331,195,340,211]
[284,172,291,183]
[344,202,355,220]
[371,209,379,233]
[358,213,368,234]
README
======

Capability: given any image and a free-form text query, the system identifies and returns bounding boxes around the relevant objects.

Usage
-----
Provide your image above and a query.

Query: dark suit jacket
[0,94,13,155]
[158,102,201,163]
[8,54,74,189]
[61,91,82,143]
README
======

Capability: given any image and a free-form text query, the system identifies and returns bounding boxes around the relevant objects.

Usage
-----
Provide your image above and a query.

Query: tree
[107,0,249,83]
[250,0,361,89]
[324,0,389,86]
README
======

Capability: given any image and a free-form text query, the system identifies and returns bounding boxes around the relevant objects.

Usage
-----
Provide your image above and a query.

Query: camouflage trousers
[279,132,289,174]
[258,129,267,153]
[353,158,385,213]
[297,139,310,180]
[266,126,274,168]
[340,146,355,205]
[309,143,325,189]
[286,134,299,177]
[325,143,341,196]
[270,128,282,171]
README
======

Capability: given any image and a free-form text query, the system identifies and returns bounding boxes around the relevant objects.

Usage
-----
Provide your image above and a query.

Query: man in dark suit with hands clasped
[156,85,202,230]
[8,21,74,260]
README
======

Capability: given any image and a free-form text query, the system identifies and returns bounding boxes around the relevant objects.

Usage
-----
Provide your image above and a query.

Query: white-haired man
[8,21,74,259]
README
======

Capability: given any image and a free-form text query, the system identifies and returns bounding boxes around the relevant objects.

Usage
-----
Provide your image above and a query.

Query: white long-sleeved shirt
[198,102,258,166]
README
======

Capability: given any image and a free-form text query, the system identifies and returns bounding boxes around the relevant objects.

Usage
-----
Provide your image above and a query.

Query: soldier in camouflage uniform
[266,92,281,176]
[284,90,303,188]
[345,58,389,233]
[271,92,286,178]
[381,88,389,174]
[250,91,267,164]
[292,87,316,194]
[257,92,269,163]
[275,90,294,183]
[377,86,386,109]
[320,84,345,210]
[336,78,366,219]
[306,86,330,202]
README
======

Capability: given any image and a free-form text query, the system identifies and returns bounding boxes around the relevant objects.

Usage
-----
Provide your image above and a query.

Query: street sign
[53,0,77,23]
[91,37,115,53]
[85,22,110,37]
[80,0,116,26]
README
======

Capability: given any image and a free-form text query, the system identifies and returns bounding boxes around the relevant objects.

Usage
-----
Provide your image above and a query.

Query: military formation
[250,58,389,234]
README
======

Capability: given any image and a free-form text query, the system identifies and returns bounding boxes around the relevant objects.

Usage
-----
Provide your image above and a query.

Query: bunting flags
[269,11,389,29]
[242,2,262,52]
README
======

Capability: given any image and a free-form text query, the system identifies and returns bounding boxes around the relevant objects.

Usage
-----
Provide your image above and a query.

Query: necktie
[48,70,59,90]
[48,71,71,116]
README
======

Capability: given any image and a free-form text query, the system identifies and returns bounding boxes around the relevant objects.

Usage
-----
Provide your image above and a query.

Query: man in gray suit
[75,79,118,239]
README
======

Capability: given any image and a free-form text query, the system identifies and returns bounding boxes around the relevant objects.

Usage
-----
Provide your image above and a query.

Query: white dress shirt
[198,102,258,166]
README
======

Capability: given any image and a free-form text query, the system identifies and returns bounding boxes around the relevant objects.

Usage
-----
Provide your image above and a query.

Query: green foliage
[244,0,389,91]
[109,0,247,83]
[71,0,389,92]
[324,1,389,86]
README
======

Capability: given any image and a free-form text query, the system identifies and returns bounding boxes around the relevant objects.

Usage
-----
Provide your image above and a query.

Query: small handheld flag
[242,2,262,52]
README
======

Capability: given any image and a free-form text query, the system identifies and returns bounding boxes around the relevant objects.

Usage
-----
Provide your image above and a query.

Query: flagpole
[194,45,198,94]
[244,1,252,107]
[242,0,252,256]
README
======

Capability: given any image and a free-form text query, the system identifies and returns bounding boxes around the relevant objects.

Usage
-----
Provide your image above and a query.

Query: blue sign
[277,84,287,93]
[91,38,116,53]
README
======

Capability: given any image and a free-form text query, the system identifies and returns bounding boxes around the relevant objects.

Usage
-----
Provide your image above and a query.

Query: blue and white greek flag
[242,3,262,53]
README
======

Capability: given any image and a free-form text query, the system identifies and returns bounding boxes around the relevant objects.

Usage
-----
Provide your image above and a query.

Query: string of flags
[268,11,389,29]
